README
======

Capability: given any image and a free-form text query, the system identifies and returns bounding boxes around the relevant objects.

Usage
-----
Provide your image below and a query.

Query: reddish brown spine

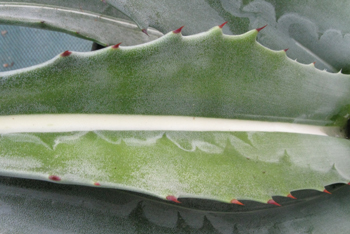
[49,175,61,181]
[166,195,181,203]
[256,25,267,32]
[112,43,122,49]
[142,29,149,36]
[61,50,72,57]
[267,199,281,206]
[231,199,244,206]
[219,21,228,29]
[173,26,185,34]
[323,189,332,194]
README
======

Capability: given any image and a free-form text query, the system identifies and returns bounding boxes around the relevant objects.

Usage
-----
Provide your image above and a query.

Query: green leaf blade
[1,27,350,125]
[1,130,349,203]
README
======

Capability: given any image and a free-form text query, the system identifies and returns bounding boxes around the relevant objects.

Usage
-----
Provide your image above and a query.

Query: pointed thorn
[219,21,228,29]
[323,189,332,194]
[94,182,101,186]
[348,182,350,185]
[166,195,181,203]
[230,199,244,206]
[284,48,289,52]
[61,50,72,57]
[49,175,61,181]
[112,42,122,49]
[141,28,149,36]
[267,199,281,206]
[256,25,267,32]
[173,26,185,34]
[312,61,316,65]
[287,193,297,199]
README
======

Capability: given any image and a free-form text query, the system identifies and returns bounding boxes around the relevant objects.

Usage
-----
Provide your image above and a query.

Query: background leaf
[0,176,349,233]
[1,130,349,203]
[105,0,350,73]
[0,2,162,46]
[1,27,350,125]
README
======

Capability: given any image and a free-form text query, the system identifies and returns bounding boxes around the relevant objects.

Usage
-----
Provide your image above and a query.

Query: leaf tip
[49,175,61,182]
[218,21,228,29]
[267,199,281,206]
[287,193,297,199]
[94,182,101,186]
[256,25,267,32]
[284,48,289,52]
[166,195,181,203]
[112,42,122,49]
[230,199,244,206]
[61,50,72,57]
[173,26,185,34]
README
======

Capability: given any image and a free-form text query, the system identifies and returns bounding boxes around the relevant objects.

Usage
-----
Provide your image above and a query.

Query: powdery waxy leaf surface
[1,26,350,125]
[2,0,350,71]
[0,3,162,46]
[0,25,350,204]
[1,130,349,203]
[1,177,349,233]
[104,0,350,72]
[0,0,128,20]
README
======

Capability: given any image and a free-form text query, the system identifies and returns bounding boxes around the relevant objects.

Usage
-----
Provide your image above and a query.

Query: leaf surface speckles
[1,26,350,125]
[1,131,349,203]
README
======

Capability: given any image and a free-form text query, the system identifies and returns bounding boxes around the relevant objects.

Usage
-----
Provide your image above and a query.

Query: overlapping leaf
[2,0,350,71]
[105,0,350,72]
[1,176,349,233]
[1,27,350,125]
[0,130,349,203]
[0,2,162,45]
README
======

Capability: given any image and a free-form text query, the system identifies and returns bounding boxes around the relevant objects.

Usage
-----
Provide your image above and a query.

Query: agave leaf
[0,0,128,19]
[0,3,162,46]
[0,128,349,203]
[245,0,350,73]
[1,26,350,125]
[0,24,94,72]
[1,1,349,231]
[0,171,350,233]
[103,0,350,72]
[2,1,350,71]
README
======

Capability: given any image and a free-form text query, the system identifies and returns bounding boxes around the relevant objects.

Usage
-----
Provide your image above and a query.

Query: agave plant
[0,0,350,233]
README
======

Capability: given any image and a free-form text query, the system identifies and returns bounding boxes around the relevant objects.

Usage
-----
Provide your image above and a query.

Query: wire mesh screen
[0,25,93,72]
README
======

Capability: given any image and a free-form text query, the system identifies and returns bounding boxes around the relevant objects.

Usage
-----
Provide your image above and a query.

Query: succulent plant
[0,0,349,233]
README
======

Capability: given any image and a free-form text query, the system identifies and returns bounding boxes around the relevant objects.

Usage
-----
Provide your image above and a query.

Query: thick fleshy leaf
[0,0,128,19]
[2,1,350,72]
[1,176,350,233]
[103,0,350,72]
[3,1,350,72]
[0,130,349,203]
[246,0,350,73]
[0,3,162,46]
[1,27,350,125]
